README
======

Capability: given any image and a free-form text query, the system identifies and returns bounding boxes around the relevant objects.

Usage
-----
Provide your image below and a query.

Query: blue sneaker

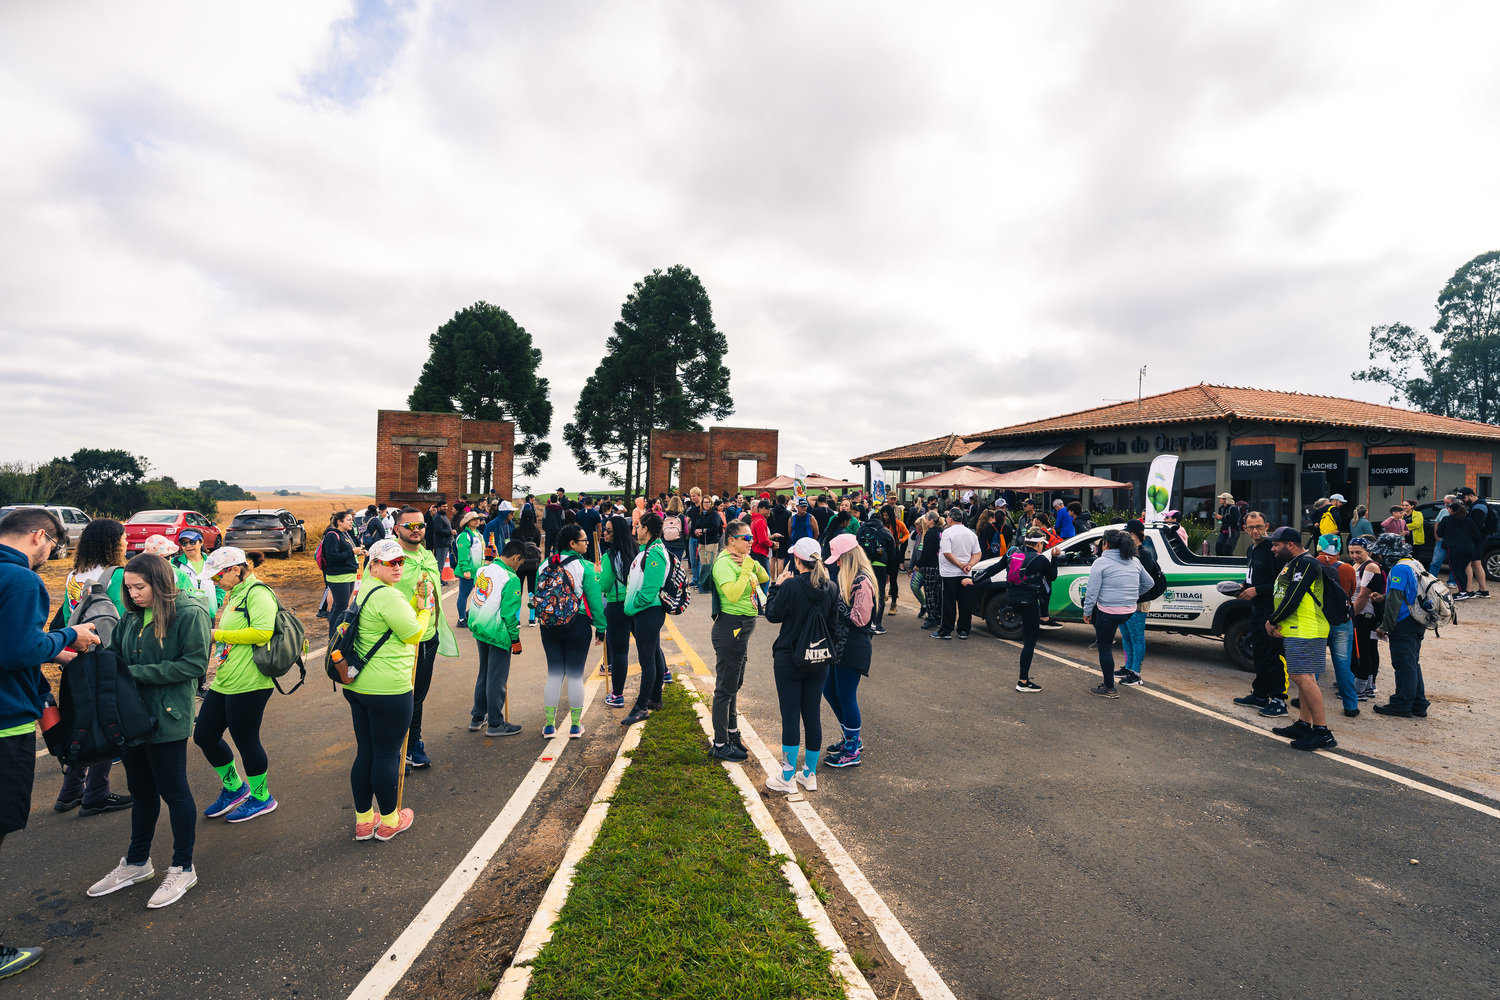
[542,724,558,739]
[825,739,848,755]
[1233,694,1270,708]
[604,693,625,708]
[663,669,673,684]
[568,724,584,739]
[407,740,431,768]
[825,745,862,768]
[203,783,252,819]
[225,794,278,823]
[1259,700,1289,718]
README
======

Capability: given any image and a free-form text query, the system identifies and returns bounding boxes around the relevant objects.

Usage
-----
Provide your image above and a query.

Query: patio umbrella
[895,466,1014,490]
[741,473,863,491]
[984,464,1129,490]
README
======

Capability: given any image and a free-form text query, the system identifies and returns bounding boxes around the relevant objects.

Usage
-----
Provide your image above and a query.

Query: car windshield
[231,515,285,530]
[128,511,182,524]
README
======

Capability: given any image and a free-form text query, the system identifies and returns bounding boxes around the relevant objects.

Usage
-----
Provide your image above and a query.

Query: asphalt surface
[0,585,627,999]
[671,593,1500,1000]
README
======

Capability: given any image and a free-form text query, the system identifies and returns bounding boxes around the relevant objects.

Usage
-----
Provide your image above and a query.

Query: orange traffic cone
[441,564,455,583]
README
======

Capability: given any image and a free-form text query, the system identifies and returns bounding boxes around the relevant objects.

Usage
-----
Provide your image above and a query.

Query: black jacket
[765,572,839,669]
[321,529,358,577]
[917,530,941,569]
[430,513,454,548]
[1246,538,1282,616]
[1005,548,1058,603]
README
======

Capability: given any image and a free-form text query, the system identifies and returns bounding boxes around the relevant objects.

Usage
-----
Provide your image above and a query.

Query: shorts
[0,731,38,835]
[1283,636,1327,676]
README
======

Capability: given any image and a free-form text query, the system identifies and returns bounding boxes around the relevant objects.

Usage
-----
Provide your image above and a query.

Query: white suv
[0,504,91,559]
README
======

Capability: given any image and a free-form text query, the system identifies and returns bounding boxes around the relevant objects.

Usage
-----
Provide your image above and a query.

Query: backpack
[1475,501,1498,537]
[44,647,158,766]
[1399,559,1456,634]
[1138,547,1168,604]
[313,537,327,571]
[791,584,836,673]
[236,583,308,694]
[662,515,682,541]
[534,554,582,626]
[1303,557,1351,628]
[659,548,692,615]
[324,584,394,686]
[72,579,122,648]
[856,520,886,565]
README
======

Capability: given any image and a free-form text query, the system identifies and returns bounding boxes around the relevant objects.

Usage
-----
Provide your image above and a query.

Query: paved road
[0,587,624,999]
[671,598,1500,999]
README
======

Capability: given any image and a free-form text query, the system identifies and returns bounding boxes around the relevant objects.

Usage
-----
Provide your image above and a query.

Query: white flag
[870,460,885,501]
[1145,455,1178,520]
[793,464,807,500]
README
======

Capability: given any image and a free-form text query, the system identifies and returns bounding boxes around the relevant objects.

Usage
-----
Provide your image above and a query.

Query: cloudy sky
[4,1,1499,493]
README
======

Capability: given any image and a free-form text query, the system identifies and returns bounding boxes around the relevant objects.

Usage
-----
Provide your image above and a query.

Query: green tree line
[0,449,256,520]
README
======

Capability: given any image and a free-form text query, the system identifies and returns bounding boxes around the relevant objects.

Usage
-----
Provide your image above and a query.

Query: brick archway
[646,426,778,500]
[375,410,515,503]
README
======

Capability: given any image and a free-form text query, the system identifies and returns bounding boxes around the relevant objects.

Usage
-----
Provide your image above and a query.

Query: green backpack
[237,583,309,694]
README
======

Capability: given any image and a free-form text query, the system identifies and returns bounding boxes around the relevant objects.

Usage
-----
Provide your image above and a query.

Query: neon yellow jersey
[211,576,277,694]
[1273,559,1330,640]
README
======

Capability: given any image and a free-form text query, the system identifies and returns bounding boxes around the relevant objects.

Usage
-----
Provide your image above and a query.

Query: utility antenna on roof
[1137,366,1147,409]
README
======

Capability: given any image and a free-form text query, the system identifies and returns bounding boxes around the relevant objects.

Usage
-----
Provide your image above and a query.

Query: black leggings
[605,601,633,697]
[1013,599,1041,680]
[1091,610,1133,688]
[629,604,666,710]
[327,580,356,638]
[409,636,439,743]
[871,565,888,627]
[344,689,413,815]
[1352,613,1381,681]
[194,687,272,777]
[774,657,829,749]
[122,740,195,869]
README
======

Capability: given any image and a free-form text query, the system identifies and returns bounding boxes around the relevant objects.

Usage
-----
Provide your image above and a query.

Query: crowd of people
[0,478,1484,979]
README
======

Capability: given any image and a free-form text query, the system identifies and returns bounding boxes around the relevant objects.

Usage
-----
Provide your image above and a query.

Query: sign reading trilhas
[1145,454,1178,520]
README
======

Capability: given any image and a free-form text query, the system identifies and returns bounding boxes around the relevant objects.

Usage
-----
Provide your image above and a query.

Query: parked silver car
[223,508,307,557]
[0,504,91,559]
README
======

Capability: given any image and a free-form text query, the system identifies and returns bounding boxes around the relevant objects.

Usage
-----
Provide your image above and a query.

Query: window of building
[1481,476,1493,498]
[1091,464,1148,513]
[1233,464,1294,528]
[1175,462,1219,521]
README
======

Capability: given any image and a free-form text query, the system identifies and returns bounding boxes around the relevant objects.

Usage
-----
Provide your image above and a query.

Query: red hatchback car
[125,509,222,555]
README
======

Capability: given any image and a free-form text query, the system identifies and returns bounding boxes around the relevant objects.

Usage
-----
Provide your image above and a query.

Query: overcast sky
[4,1,1499,493]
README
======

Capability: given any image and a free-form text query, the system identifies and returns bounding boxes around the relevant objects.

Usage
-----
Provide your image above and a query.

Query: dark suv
[224,508,307,557]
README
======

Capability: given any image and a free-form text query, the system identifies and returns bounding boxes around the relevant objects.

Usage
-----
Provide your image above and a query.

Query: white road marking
[492,711,645,999]
[683,675,878,1000]
[999,636,1500,821]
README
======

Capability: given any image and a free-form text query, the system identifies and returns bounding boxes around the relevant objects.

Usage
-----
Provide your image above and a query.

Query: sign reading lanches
[1368,453,1416,486]
[1302,449,1348,479]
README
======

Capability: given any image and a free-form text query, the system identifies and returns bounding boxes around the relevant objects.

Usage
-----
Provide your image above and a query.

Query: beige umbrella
[895,466,1014,490]
[984,464,1129,490]
[742,473,862,491]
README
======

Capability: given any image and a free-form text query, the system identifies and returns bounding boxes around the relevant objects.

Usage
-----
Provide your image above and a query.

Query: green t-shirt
[211,576,278,694]
[346,585,426,696]
[1273,558,1331,641]
[711,552,769,617]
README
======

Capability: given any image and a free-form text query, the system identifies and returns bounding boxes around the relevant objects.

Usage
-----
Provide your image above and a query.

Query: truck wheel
[1223,616,1256,672]
[985,598,1025,640]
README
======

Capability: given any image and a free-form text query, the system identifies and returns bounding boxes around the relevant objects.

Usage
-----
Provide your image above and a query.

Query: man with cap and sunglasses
[1214,492,1242,556]
[1263,527,1337,751]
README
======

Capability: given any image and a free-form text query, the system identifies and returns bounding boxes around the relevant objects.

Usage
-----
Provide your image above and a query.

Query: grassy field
[522,682,844,1000]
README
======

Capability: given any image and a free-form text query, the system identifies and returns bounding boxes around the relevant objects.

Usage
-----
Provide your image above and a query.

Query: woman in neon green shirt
[344,538,432,842]
[195,548,279,824]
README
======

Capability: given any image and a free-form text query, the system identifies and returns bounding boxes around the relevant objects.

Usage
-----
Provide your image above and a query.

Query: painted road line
[492,715,646,1000]
[997,636,1500,822]
[662,615,713,676]
[347,675,602,1000]
[683,675,878,1000]
[671,627,956,1000]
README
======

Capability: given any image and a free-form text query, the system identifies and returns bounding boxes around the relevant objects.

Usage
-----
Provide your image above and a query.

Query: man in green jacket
[467,541,525,737]
[709,521,768,762]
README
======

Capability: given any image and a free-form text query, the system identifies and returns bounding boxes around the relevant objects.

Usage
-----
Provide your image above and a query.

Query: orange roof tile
[966,384,1500,444]
[851,433,976,464]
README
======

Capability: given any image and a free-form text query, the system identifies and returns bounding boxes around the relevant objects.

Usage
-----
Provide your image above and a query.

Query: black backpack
[1305,557,1351,627]
[45,648,158,766]
[856,521,887,566]
[1138,547,1168,604]
[324,584,394,686]
[791,583,836,674]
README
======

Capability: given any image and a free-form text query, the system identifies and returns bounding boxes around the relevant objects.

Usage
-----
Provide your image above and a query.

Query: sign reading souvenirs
[1368,453,1417,486]
[1302,449,1348,479]
[1088,429,1218,456]
[1230,443,1277,481]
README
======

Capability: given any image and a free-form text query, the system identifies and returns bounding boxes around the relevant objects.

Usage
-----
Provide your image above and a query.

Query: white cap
[368,538,405,562]
[1329,493,1346,503]
[790,537,822,562]
[498,501,515,512]
[204,546,248,578]
[143,535,180,557]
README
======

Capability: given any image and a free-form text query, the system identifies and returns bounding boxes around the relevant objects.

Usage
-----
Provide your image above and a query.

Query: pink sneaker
[354,818,377,841]
[374,808,414,842]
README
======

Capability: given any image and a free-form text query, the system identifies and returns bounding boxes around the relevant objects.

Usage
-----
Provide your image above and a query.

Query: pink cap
[825,533,858,563]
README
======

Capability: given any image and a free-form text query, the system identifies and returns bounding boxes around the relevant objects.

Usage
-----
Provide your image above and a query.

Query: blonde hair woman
[824,535,876,768]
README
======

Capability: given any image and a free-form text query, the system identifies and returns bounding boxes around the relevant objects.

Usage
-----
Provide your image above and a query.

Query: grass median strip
[521,681,846,1000]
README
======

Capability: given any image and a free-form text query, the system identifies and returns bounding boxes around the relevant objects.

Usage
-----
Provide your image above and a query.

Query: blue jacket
[1054,507,1076,539]
[484,513,514,553]
[0,543,78,732]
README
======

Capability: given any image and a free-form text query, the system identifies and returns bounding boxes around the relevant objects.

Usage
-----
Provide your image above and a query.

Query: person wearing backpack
[86,553,211,909]
[468,539,526,737]
[1372,533,1433,719]
[1005,528,1058,692]
[882,504,909,616]
[708,521,769,763]
[1264,527,1337,750]
[598,515,643,710]
[661,496,689,563]
[195,546,280,823]
[453,511,486,628]
[536,525,606,740]
[321,511,363,640]
[55,518,134,818]
[1119,520,1167,687]
[693,499,726,594]
[763,537,838,793]
[855,514,895,635]
[1348,536,1386,701]
[1315,534,1361,718]
[342,538,433,842]
[1459,489,1493,599]
[619,514,671,728]
[822,535,876,771]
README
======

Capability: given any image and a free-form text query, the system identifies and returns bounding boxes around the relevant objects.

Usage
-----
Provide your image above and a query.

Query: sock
[570,707,582,728]
[213,761,243,792]
[545,706,556,727]
[728,729,741,744]
[804,749,821,775]
[842,726,861,750]
[356,808,375,826]
[1313,725,1329,731]
[781,745,799,780]
[246,772,270,802]
[380,809,401,828]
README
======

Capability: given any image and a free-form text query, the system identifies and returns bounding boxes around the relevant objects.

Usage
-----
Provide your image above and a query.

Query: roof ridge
[1196,383,1236,419]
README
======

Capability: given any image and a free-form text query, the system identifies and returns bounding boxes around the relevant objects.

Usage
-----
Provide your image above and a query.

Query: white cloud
[2,0,1498,492]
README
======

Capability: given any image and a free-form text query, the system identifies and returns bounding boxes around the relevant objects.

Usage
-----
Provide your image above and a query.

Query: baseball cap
[1318,533,1342,554]
[204,546,248,578]
[994,498,1007,508]
[143,535,180,557]
[1329,493,1346,503]
[790,537,821,562]
[796,497,810,508]
[498,501,515,512]
[368,538,405,562]
[826,534,858,563]
[1125,518,1146,536]
[178,528,204,543]
[1267,526,1301,543]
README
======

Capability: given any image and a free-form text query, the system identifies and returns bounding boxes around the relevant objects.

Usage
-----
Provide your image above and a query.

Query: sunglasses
[732,534,752,541]
[375,557,406,568]
[399,521,426,531]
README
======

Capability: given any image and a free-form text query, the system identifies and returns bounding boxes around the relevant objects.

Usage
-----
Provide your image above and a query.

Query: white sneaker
[765,772,798,793]
[147,866,197,909]
[795,770,818,791]
[87,857,155,897]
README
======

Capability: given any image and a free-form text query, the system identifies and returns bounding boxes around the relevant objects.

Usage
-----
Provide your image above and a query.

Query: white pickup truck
[970,523,1257,670]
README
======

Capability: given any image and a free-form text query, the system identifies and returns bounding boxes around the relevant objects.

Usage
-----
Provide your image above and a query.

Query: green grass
[523,683,845,1000]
